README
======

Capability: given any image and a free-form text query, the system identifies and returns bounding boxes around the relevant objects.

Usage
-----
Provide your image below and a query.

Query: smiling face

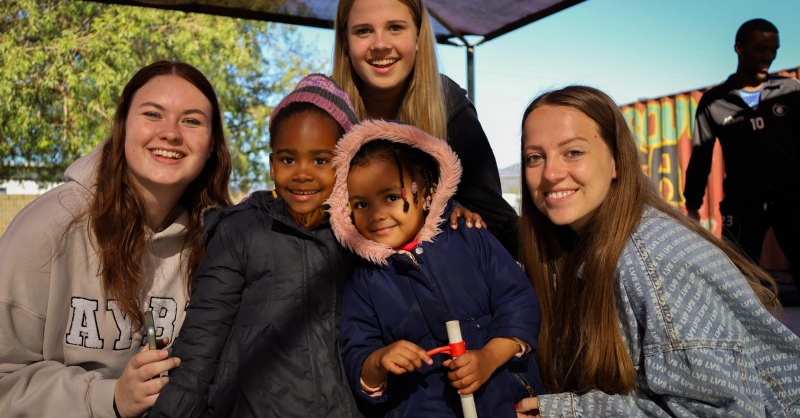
[347,158,425,249]
[124,75,213,200]
[270,110,341,227]
[346,0,418,98]
[523,105,617,232]
[736,30,779,82]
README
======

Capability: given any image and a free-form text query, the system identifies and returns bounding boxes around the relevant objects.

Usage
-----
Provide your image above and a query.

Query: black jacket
[150,192,359,418]
[443,75,520,258]
[684,74,800,209]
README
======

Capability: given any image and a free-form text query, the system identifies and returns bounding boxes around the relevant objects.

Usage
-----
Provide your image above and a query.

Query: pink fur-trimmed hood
[326,120,462,265]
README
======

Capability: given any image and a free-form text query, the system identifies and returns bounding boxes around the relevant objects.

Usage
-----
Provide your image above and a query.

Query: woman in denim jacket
[515,85,800,417]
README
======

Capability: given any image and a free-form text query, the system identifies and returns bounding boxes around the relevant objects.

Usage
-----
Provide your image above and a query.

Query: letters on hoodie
[66,296,178,349]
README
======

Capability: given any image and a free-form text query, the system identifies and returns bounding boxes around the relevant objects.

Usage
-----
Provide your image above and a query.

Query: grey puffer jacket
[539,208,800,417]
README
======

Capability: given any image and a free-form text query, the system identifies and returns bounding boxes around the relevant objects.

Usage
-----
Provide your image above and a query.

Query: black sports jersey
[684,75,800,210]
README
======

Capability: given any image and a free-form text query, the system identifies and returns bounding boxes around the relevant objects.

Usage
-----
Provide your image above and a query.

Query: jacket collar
[326,120,462,265]
[240,191,331,236]
[723,73,782,98]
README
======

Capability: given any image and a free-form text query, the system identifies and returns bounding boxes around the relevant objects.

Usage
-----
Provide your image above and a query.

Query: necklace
[156,205,182,233]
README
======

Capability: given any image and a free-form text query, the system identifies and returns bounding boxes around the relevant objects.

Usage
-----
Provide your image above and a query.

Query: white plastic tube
[446,320,478,418]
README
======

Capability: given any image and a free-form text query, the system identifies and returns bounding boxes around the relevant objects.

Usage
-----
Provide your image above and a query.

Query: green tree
[0,0,322,192]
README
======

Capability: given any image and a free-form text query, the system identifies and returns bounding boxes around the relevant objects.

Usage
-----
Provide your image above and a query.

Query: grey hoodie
[0,146,189,417]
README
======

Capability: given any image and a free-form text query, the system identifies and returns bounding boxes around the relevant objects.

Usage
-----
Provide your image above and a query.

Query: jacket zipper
[401,251,417,264]
[511,371,534,397]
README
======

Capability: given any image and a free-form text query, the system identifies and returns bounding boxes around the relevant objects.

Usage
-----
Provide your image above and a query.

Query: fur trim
[326,120,462,265]
[200,205,220,229]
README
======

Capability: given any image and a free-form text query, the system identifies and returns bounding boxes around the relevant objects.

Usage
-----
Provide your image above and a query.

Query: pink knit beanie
[269,74,358,133]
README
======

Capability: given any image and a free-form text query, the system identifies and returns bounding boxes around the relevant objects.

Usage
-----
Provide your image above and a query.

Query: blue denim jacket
[539,208,800,417]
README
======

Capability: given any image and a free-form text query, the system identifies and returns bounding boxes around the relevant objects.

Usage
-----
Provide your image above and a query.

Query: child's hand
[449,207,486,229]
[377,340,433,374]
[362,340,433,387]
[443,349,496,395]
[444,337,522,395]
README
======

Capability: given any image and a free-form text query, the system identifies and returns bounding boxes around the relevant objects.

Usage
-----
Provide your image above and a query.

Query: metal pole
[424,7,478,104]
[466,46,475,103]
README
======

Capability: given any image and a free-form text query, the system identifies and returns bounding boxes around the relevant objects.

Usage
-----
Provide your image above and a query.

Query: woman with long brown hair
[332,0,520,257]
[515,85,800,417]
[0,60,232,418]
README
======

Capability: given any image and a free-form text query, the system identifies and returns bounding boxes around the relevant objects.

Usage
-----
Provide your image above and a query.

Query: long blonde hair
[333,0,447,140]
[518,85,779,395]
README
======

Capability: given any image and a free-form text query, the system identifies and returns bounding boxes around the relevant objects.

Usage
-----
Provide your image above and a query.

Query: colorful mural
[621,66,799,273]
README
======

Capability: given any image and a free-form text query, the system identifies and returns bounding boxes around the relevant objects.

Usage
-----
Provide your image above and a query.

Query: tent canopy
[90,0,584,46]
[89,0,585,100]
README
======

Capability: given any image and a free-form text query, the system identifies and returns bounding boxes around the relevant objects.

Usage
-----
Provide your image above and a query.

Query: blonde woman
[332,0,520,257]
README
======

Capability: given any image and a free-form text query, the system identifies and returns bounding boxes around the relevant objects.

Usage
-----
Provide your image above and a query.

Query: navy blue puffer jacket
[326,121,545,418]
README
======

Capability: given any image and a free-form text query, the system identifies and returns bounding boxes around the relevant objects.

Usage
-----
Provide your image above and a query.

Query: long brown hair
[332,0,448,140]
[90,61,232,330]
[518,85,779,395]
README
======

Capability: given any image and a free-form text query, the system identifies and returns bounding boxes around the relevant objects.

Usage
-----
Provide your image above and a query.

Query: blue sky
[297,0,800,169]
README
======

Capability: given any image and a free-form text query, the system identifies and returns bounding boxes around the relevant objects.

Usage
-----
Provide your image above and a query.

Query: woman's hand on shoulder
[114,341,180,417]
[449,207,486,229]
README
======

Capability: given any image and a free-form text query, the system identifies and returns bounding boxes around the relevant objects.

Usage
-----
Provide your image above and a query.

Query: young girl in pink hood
[327,120,545,418]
